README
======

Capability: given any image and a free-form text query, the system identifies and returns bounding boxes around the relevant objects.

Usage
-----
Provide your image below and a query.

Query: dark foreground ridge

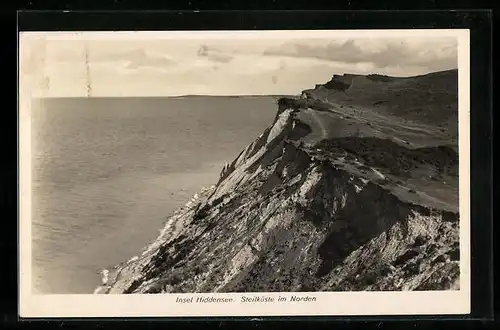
[95,69,460,294]
[316,137,458,177]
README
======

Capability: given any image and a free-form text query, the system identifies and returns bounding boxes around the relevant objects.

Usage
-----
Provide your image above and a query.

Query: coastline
[93,184,217,294]
[97,70,461,295]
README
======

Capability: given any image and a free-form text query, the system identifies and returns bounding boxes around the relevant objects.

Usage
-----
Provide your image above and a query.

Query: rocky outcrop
[96,71,460,294]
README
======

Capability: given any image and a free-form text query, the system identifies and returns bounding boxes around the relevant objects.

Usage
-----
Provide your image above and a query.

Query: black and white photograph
[19,29,470,317]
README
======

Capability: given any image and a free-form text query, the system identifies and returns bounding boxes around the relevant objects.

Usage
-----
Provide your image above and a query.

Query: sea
[30,96,278,294]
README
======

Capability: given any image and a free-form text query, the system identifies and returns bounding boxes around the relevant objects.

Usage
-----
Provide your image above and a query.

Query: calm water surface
[31,96,278,294]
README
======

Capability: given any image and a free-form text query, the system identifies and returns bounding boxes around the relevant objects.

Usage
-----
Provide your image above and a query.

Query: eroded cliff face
[97,93,460,294]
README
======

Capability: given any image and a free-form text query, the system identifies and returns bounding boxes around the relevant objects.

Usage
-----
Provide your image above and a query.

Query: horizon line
[33,94,299,99]
[30,68,458,100]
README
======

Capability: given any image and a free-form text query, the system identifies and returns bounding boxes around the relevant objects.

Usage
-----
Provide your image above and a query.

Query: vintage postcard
[19,29,470,318]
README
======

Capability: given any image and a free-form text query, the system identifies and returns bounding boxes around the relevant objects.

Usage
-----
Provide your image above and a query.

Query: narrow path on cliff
[307,108,328,140]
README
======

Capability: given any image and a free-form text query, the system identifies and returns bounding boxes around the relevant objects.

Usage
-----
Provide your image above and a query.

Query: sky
[20,32,459,97]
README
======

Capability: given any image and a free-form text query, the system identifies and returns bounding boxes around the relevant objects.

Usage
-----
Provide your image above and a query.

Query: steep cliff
[96,70,460,294]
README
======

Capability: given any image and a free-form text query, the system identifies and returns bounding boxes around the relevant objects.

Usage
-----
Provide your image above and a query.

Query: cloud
[33,36,462,97]
[197,45,234,63]
[92,48,176,69]
[263,38,457,74]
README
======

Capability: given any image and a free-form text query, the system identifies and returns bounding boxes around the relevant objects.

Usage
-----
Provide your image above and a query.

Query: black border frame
[10,9,494,327]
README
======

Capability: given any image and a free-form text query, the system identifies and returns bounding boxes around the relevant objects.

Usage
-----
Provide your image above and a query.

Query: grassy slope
[283,69,460,212]
[306,69,458,139]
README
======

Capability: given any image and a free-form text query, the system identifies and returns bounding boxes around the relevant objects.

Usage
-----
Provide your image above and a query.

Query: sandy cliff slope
[96,69,460,294]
